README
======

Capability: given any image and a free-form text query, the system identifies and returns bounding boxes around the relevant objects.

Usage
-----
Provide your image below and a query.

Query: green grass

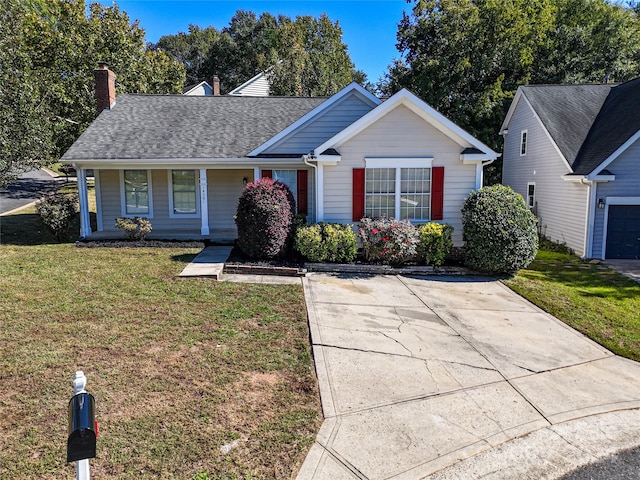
[0,210,321,479]
[504,249,640,361]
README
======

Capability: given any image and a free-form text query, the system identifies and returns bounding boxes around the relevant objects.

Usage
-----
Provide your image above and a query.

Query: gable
[314,89,498,160]
[249,83,380,157]
[228,72,270,97]
[258,91,378,156]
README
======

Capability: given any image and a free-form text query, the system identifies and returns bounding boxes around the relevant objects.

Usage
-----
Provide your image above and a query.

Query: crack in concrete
[380,331,414,357]
[442,360,499,373]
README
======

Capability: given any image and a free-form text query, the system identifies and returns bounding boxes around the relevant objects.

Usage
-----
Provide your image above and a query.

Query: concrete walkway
[297,273,640,479]
[178,246,233,279]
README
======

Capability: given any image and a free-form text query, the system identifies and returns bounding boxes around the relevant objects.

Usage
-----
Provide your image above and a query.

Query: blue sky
[96,0,410,83]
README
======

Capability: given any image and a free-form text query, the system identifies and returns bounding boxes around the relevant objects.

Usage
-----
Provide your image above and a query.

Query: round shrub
[462,185,538,274]
[358,217,419,265]
[35,192,79,241]
[417,222,453,266]
[294,223,357,263]
[235,178,296,259]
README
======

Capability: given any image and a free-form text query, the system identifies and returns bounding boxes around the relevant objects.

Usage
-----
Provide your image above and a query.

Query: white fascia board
[562,174,588,183]
[69,158,258,169]
[590,174,615,182]
[589,129,640,177]
[314,89,499,160]
[461,153,496,163]
[247,83,381,157]
[499,87,523,134]
[316,154,340,164]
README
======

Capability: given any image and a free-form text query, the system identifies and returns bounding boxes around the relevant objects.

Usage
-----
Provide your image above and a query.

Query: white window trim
[364,158,434,221]
[167,170,200,219]
[526,182,536,209]
[520,130,528,156]
[119,169,153,218]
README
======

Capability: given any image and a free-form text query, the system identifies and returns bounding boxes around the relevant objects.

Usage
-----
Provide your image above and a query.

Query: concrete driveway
[605,259,640,284]
[297,273,640,479]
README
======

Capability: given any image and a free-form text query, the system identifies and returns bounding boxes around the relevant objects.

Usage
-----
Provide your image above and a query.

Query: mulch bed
[76,239,206,249]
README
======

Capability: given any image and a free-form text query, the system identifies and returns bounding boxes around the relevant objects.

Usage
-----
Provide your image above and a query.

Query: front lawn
[0,214,321,479]
[504,250,640,361]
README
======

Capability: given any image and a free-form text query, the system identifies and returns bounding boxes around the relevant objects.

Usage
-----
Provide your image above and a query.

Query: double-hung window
[169,170,199,217]
[364,159,433,221]
[121,169,152,216]
[527,182,536,209]
[520,130,528,156]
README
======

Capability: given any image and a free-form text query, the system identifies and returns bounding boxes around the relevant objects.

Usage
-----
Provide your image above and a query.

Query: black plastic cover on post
[67,392,96,463]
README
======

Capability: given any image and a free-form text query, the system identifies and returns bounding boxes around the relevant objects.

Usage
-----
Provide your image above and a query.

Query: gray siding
[502,97,589,255]
[592,137,640,258]
[98,170,121,232]
[322,104,477,246]
[262,93,375,155]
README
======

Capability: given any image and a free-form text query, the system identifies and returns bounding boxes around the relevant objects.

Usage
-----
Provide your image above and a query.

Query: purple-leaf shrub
[235,178,296,259]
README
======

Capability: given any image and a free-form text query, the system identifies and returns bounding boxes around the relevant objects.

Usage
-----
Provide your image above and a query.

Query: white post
[72,371,90,480]
[76,168,91,238]
[199,169,210,235]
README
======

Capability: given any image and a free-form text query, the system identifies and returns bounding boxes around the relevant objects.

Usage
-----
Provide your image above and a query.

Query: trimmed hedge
[235,178,296,259]
[417,222,453,266]
[462,185,538,274]
[294,223,357,263]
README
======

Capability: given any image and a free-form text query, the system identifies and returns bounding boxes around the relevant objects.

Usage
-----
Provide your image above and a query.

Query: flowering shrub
[358,217,419,265]
[417,222,453,266]
[235,178,296,259]
[294,223,357,263]
[36,192,79,241]
[115,216,152,240]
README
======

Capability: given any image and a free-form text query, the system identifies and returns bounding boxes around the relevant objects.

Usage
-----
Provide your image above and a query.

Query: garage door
[606,205,640,259]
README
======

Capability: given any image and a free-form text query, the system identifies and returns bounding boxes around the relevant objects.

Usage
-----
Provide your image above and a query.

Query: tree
[0,0,52,187]
[156,10,363,96]
[21,0,185,158]
[155,25,221,86]
[268,14,357,96]
[383,0,640,184]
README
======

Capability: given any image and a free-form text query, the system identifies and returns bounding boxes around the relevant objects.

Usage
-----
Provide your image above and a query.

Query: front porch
[83,228,237,245]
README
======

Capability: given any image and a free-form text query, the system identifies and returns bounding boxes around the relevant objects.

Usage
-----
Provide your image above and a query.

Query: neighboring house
[182,81,213,96]
[183,71,270,97]
[228,70,270,97]
[62,64,498,245]
[501,78,640,259]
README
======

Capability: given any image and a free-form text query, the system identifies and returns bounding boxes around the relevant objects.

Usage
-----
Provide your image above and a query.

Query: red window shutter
[352,168,365,222]
[297,170,308,215]
[262,170,272,179]
[431,166,444,220]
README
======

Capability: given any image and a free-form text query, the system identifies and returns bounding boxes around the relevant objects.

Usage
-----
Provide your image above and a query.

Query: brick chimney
[212,76,220,96]
[94,62,116,113]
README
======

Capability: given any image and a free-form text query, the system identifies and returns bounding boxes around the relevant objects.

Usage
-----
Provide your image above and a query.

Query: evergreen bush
[358,217,419,265]
[235,178,296,259]
[115,217,152,240]
[462,185,538,274]
[35,192,79,241]
[294,223,357,263]
[417,222,453,266]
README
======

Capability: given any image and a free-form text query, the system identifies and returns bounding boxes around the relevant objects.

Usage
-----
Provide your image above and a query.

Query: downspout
[581,177,595,259]
[303,153,319,223]
[478,158,496,189]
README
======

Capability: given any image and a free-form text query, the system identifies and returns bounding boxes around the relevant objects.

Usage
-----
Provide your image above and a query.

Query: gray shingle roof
[521,84,612,168]
[572,77,640,175]
[62,94,327,160]
[521,78,640,175]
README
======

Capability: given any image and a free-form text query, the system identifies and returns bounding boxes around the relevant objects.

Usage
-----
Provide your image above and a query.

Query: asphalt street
[0,169,65,215]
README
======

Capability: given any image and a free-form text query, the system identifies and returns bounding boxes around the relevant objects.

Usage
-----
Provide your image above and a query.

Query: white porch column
[253,166,260,182]
[199,168,210,235]
[77,167,91,238]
